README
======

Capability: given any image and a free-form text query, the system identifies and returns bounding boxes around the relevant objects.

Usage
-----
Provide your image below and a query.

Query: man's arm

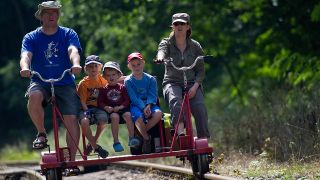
[20,51,32,77]
[68,45,82,74]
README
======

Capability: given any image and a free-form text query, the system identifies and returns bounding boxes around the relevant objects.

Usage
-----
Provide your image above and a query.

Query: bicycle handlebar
[154,55,213,71]
[31,69,71,83]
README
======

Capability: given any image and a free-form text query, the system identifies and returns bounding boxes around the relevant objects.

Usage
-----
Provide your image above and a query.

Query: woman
[156,13,210,138]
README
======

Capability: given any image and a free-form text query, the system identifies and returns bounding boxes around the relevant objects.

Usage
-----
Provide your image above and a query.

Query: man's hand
[20,69,32,78]
[71,65,82,74]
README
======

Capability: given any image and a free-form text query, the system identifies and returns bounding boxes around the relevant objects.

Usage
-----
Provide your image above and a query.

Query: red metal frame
[40,72,213,173]
[41,147,212,169]
[170,91,195,151]
[46,96,85,163]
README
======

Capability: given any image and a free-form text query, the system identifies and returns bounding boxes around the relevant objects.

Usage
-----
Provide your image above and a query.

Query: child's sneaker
[113,142,124,152]
[84,144,93,156]
[128,137,140,148]
[94,144,108,158]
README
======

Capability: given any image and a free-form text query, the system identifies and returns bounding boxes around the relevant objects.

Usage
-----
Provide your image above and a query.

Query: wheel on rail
[190,155,199,175]
[45,168,62,180]
[197,154,210,175]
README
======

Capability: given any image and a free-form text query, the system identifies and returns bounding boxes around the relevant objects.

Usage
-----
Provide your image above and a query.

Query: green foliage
[311,2,320,22]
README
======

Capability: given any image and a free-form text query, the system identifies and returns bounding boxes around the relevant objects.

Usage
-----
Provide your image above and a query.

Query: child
[98,61,140,152]
[77,55,109,158]
[124,52,163,154]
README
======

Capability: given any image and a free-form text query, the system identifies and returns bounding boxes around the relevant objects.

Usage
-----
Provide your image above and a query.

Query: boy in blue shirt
[124,52,163,154]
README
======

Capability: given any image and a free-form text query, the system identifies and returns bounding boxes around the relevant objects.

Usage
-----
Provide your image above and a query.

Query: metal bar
[40,147,213,169]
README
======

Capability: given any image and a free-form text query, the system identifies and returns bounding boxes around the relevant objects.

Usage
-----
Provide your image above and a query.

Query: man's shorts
[25,82,80,116]
[130,105,161,123]
[79,106,109,125]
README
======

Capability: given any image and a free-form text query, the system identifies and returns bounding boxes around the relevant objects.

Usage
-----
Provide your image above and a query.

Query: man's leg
[28,90,46,133]
[64,115,80,161]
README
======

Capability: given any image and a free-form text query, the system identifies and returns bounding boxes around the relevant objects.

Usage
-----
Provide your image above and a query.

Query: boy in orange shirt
[77,55,108,158]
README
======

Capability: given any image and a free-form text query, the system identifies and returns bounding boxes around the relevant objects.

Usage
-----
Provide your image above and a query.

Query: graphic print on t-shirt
[44,41,59,64]
[107,89,121,103]
[87,88,99,103]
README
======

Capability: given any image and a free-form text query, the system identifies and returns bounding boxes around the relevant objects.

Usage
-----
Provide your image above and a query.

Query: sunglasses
[173,22,187,26]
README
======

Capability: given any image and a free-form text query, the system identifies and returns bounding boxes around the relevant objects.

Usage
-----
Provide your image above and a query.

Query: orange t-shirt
[77,75,108,107]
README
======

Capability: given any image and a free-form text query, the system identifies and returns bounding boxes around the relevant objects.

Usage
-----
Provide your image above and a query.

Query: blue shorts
[130,105,161,123]
[25,82,80,116]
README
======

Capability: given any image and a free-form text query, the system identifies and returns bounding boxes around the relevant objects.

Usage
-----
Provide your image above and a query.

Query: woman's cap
[172,13,190,24]
[85,55,103,65]
[35,1,62,20]
[127,52,143,63]
[103,61,123,75]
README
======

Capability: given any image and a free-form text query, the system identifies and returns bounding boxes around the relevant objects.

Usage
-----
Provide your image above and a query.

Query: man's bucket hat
[35,1,62,20]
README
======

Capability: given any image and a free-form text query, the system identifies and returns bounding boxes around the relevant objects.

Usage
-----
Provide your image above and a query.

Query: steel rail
[1,161,237,180]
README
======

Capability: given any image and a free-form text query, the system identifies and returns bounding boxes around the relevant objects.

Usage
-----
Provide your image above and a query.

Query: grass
[0,125,138,162]
[212,151,320,179]
[0,142,39,161]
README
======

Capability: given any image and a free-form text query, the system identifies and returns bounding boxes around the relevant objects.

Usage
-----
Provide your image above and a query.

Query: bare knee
[110,113,120,123]
[123,112,132,121]
[28,91,44,105]
[80,118,90,126]
[153,111,162,120]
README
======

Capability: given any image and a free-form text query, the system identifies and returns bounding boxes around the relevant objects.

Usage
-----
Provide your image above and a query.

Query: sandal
[32,132,48,149]
[64,166,80,176]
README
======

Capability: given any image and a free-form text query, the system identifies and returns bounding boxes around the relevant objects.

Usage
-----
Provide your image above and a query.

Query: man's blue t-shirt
[21,26,82,86]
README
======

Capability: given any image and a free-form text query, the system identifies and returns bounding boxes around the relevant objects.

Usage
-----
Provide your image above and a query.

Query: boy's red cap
[127,52,143,63]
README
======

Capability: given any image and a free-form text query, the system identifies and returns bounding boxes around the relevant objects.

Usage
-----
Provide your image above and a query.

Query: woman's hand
[188,82,199,99]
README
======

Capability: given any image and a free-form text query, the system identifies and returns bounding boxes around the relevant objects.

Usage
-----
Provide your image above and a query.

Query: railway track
[0,161,236,180]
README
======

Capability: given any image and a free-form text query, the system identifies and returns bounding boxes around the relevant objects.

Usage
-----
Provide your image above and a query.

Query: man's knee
[28,90,44,103]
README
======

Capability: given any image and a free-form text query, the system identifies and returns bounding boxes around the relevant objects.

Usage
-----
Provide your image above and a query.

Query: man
[19,1,82,174]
